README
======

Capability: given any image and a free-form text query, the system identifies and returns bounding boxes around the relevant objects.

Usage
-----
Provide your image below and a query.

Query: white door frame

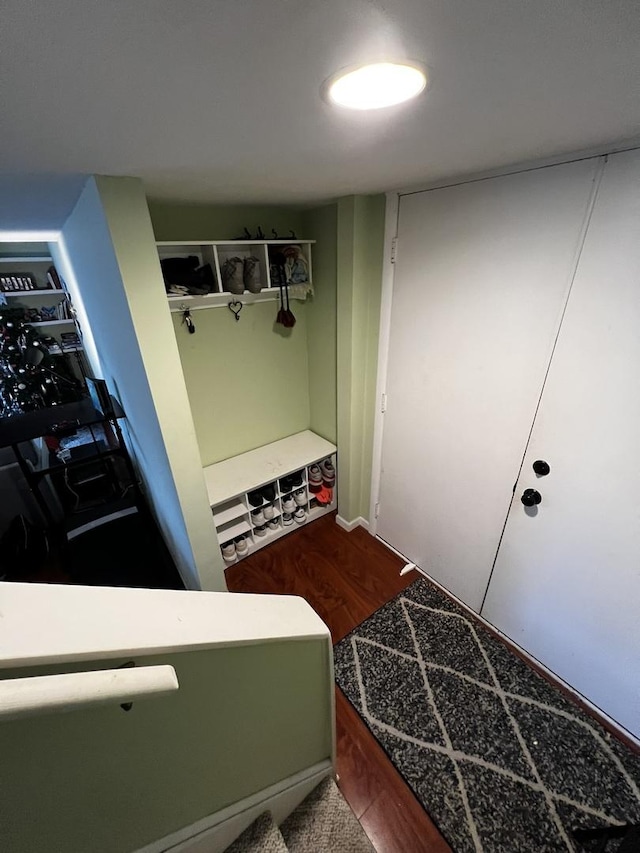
[368,190,399,538]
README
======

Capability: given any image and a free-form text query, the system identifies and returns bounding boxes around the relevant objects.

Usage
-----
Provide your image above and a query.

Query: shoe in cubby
[221,541,236,564]
[251,508,266,525]
[235,535,249,557]
[254,525,267,538]
[248,489,264,507]
[320,458,335,488]
[267,517,280,532]
[263,504,275,520]
[282,495,295,513]
[308,464,322,493]
[279,476,292,494]
[221,256,244,295]
[288,469,304,488]
[282,512,294,526]
[243,256,263,293]
[293,487,307,507]
[316,485,333,507]
[293,507,306,524]
[261,483,276,502]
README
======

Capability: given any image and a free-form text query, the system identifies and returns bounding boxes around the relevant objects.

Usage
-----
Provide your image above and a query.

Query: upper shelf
[157,239,315,310]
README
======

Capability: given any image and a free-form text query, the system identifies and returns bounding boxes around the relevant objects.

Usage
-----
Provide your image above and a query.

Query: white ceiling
[2,0,640,208]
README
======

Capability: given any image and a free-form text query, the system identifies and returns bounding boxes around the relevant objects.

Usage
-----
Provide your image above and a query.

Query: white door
[377,159,601,611]
[481,150,640,738]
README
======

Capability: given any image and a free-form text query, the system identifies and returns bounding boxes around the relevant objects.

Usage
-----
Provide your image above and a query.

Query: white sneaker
[282,496,295,513]
[263,504,275,520]
[267,518,280,531]
[254,525,267,537]
[282,512,293,526]
[221,541,236,563]
[293,488,307,506]
[251,509,265,525]
[294,507,306,524]
[235,536,249,557]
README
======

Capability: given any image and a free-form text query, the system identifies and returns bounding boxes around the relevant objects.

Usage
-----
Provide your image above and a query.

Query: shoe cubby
[203,430,337,565]
[157,239,314,313]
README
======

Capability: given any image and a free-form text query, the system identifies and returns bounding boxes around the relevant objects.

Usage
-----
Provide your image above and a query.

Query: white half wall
[57,176,225,591]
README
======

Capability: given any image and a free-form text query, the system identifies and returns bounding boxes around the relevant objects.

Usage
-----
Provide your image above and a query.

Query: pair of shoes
[248,482,277,507]
[293,488,306,506]
[282,495,295,513]
[221,256,263,295]
[221,541,236,563]
[320,458,335,488]
[222,535,249,563]
[282,512,294,526]
[280,470,303,493]
[308,464,322,493]
[316,485,333,506]
[294,507,306,523]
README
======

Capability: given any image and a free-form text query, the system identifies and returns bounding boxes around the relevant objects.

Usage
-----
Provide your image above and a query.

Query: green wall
[150,202,337,466]
[336,195,386,523]
[149,202,305,242]
[173,301,311,465]
[302,203,338,444]
[0,641,332,853]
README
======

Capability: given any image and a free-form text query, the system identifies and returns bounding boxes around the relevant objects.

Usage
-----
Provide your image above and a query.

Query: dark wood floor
[226,511,452,853]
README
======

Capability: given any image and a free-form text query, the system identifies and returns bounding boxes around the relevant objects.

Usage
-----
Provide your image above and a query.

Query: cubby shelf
[204,430,337,565]
[157,239,314,312]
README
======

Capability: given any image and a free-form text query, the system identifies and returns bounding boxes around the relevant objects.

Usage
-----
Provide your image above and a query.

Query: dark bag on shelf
[160,256,215,295]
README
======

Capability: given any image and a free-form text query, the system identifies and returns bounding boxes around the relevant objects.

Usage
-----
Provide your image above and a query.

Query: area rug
[333,578,640,852]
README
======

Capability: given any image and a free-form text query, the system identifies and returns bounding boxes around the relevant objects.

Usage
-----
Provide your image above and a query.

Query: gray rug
[281,777,375,852]
[334,578,640,852]
[225,811,288,853]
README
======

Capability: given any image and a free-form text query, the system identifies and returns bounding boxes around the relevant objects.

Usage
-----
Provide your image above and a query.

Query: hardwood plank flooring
[226,512,452,852]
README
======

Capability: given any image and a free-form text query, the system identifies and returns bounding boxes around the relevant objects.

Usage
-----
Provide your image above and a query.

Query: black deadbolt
[521,488,542,507]
[532,460,550,476]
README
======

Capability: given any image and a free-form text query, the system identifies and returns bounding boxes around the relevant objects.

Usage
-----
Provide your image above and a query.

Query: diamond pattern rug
[333,578,640,852]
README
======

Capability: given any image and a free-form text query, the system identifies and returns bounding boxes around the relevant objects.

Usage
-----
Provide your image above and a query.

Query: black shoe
[248,490,264,507]
[288,470,303,488]
[279,477,292,493]
[261,483,276,502]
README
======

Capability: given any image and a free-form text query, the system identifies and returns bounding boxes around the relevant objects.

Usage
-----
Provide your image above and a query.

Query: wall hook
[182,308,195,334]
[228,300,243,322]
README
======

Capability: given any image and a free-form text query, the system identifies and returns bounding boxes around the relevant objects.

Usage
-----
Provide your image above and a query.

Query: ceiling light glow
[326,62,427,110]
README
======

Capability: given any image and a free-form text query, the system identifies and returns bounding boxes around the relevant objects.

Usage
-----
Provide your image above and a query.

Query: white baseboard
[336,515,369,533]
[136,760,332,853]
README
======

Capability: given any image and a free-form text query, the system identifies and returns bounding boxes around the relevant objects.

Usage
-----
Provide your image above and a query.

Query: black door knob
[521,488,542,507]
[532,460,550,476]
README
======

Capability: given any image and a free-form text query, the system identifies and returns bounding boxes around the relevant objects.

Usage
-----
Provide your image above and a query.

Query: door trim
[368,191,399,537]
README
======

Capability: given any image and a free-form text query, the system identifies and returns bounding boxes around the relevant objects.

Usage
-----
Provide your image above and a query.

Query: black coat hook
[228,300,243,322]
[182,309,195,334]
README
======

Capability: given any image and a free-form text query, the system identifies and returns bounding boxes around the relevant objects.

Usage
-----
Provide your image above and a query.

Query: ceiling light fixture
[325,61,427,110]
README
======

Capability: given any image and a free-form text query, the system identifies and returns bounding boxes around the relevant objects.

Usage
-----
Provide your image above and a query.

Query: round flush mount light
[324,61,427,110]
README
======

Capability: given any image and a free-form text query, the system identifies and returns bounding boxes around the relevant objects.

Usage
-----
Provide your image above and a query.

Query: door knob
[532,460,550,476]
[521,488,542,507]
